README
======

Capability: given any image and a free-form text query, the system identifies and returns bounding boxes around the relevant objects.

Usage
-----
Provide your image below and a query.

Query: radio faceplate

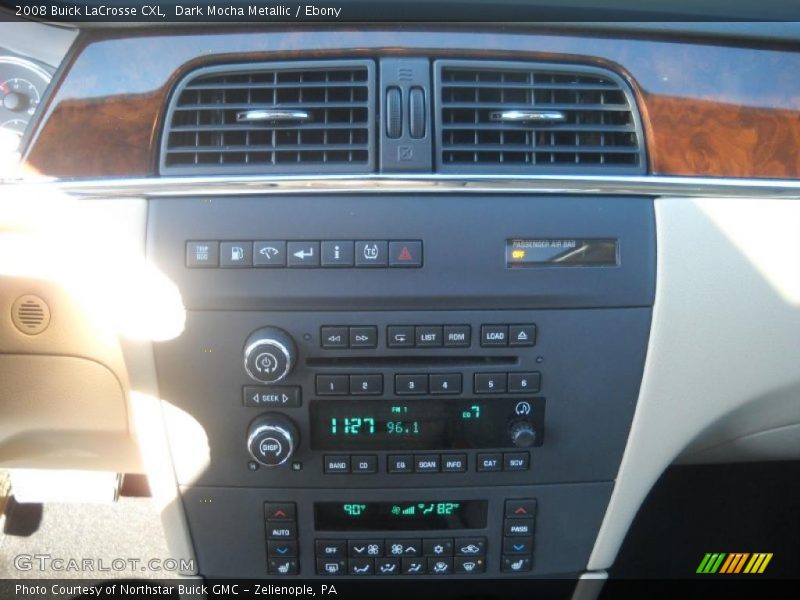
[155,307,649,489]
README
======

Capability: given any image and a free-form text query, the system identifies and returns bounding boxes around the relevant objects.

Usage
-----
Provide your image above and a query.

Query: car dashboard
[1,19,799,594]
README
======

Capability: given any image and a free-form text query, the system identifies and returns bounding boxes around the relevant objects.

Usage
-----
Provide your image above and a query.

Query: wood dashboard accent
[24,28,800,179]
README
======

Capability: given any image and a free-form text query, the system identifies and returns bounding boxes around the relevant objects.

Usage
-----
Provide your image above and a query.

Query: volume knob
[243,327,296,384]
[247,413,299,467]
[510,421,537,448]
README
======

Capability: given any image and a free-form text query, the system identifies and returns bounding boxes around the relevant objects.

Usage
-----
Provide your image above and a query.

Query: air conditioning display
[309,398,545,451]
[314,500,488,531]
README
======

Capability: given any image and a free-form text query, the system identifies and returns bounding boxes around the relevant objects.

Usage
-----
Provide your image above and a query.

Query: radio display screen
[314,500,488,531]
[309,398,544,450]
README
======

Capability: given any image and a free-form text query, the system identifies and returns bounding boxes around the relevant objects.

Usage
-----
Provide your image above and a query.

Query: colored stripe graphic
[698,552,773,574]
[697,553,727,574]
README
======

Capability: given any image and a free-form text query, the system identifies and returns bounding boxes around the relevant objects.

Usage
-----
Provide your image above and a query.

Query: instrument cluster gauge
[0,56,52,155]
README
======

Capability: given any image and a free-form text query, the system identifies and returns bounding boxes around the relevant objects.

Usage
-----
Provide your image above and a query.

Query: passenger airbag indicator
[506,238,618,267]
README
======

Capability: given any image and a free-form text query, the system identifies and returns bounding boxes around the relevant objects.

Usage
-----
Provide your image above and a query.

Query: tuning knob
[247,413,299,467]
[510,420,537,448]
[243,327,296,384]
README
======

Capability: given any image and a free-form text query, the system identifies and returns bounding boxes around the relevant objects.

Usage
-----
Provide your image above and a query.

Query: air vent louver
[161,61,375,174]
[435,61,646,173]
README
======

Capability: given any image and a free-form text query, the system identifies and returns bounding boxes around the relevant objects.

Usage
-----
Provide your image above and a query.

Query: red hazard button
[389,240,423,268]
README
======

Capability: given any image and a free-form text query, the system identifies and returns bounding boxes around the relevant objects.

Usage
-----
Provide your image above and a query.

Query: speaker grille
[11,295,50,335]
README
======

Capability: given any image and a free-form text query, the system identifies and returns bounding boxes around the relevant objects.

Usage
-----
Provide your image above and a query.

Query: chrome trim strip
[236,109,311,123]
[4,174,800,199]
[490,110,566,123]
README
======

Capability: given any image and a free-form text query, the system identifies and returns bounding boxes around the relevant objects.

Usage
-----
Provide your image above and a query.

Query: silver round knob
[243,327,296,384]
[247,414,299,467]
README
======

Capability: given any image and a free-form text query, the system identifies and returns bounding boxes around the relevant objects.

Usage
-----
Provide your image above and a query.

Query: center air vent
[434,60,646,173]
[161,60,375,175]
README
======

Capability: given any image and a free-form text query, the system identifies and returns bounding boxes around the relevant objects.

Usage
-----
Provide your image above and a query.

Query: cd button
[351,455,378,474]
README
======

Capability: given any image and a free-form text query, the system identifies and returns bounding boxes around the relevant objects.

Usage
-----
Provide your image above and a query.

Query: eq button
[388,455,414,473]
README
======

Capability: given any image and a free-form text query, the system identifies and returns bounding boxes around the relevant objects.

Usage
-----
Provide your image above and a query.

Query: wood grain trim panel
[23,28,800,179]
